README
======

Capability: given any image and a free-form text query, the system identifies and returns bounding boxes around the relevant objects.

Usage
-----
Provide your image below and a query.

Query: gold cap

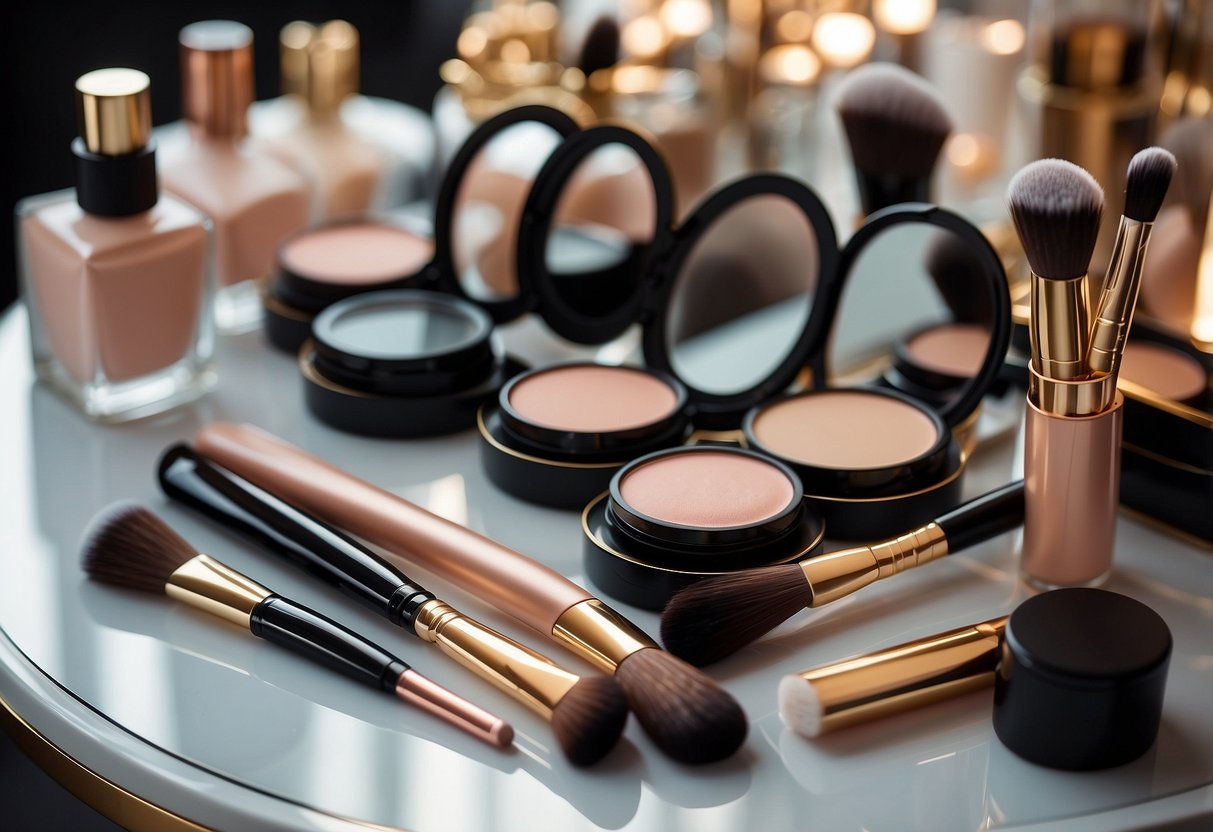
[279,21,316,97]
[310,21,360,114]
[179,20,254,138]
[75,68,152,156]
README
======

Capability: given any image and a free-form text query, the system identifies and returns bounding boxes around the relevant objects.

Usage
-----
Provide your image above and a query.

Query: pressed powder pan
[582,447,826,610]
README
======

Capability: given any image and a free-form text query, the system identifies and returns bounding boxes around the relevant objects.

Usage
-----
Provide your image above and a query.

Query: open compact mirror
[742,205,1011,541]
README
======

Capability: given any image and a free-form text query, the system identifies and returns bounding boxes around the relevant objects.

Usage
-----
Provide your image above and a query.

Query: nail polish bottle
[254,20,433,219]
[17,68,215,422]
[159,20,311,333]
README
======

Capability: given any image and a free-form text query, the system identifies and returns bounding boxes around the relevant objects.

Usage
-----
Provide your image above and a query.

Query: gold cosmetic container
[784,616,1006,736]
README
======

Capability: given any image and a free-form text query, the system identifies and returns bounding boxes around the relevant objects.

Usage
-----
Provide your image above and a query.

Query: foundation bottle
[255,21,427,219]
[17,69,215,422]
[160,20,311,333]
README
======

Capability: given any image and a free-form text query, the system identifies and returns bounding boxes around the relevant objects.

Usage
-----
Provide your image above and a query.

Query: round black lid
[993,588,1172,770]
[429,105,581,324]
[814,203,1012,430]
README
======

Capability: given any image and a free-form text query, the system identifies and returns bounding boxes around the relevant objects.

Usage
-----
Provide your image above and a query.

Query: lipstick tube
[1023,367,1123,588]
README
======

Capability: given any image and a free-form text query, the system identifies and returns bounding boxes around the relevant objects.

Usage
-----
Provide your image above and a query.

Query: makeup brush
[576,16,619,77]
[81,503,513,749]
[925,227,994,325]
[1087,147,1176,378]
[779,616,1006,739]
[1007,158,1104,381]
[834,62,953,215]
[157,445,627,767]
[192,422,747,764]
[660,481,1024,667]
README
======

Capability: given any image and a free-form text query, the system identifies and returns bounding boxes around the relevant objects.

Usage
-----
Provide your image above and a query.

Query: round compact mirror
[664,190,824,398]
[822,207,1009,424]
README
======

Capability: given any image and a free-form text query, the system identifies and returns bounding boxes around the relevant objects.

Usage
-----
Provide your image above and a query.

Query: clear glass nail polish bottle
[159,20,311,333]
[17,68,215,421]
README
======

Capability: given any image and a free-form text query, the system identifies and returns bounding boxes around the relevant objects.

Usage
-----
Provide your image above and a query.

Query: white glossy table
[2,305,1212,832]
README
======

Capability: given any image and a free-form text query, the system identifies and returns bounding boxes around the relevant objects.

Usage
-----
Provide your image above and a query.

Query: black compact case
[477,119,1010,546]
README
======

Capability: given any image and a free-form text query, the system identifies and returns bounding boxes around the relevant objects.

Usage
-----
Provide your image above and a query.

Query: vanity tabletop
[2,304,1212,832]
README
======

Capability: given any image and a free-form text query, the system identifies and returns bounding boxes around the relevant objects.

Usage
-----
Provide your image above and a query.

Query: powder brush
[660,481,1024,667]
[193,422,747,765]
[834,62,953,215]
[1087,147,1176,379]
[81,503,513,749]
[157,444,628,767]
[1007,158,1104,382]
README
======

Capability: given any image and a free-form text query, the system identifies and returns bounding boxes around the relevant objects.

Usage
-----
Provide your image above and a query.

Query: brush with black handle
[158,444,629,767]
[660,481,1025,667]
[81,503,513,749]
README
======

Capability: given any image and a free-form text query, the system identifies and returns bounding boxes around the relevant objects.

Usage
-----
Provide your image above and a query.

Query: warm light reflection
[948,133,980,168]
[811,13,875,68]
[980,19,1025,55]
[1189,85,1212,117]
[661,0,713,39]
[499,38,531,63]
[775,10,814,43]
[760,44,823,86]
[623,15,666,58]
[457,27,488,61]
[946,132,1000,182]
[872,0,937,36]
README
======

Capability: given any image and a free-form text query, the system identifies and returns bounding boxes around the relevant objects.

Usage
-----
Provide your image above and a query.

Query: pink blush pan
[507,364,680,432]
[280,223,435,285]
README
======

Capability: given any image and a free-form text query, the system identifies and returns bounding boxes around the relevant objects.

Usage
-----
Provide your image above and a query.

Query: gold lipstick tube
[1030,271,1091,380]
[1023,367,1123,589]
[1089,217,1151,376]
[414,600,585,719]
[785,616,1006,736]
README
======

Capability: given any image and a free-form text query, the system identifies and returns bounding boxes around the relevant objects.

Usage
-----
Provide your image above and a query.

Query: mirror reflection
[827,223,992,387]
[544,142,658,317]
[667,194,818,394]
[451,121,564,302]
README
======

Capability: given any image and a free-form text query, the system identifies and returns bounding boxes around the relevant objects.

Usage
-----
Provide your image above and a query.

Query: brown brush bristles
[81,503,198,593]
[1124,147,1176,223]
[1007,158,1104,280]
[1160,118,1213,231]
[576,16,619,77]
[925,229,993,325]
[835,62,953,178]
[660,565,813,667]
[550,675,629,767]
[614,647,747,764]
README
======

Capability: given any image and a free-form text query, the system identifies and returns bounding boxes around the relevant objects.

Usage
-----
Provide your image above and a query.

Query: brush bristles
[778,675,824,739]
[1007,158,1104,279]
[550,675,629,767]
[1160,118,1213,231]
[1124,147,1176,223]
[660,565,812,667]
[835,62,953,178]
[614,648,747,764]
[925,229,993,325]
[576,16,619,76]
[81,503,198,593]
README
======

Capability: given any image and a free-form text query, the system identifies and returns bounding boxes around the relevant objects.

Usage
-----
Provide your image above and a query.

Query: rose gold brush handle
[194,423,593,633]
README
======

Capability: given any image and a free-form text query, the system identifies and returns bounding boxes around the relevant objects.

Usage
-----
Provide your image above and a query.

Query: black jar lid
[302,290,522,437]
[993,588,1172,771]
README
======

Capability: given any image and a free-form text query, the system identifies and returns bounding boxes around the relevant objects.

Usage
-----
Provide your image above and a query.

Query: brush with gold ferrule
[779,616,1007,739]
[1008,158,1104,385]
[659,482,1024,667]
[191,422,748,765]
[1088,147,1177,382]
[157,444,628,766]
[81,503,513,749]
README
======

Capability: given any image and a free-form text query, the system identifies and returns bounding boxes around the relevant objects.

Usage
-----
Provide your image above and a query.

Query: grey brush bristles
[614,647,748,764]
[81,502,196,592]
[1160,118,1213,232]
[1124,147,1176,223]
[660,565,813,667]
[1007,159,1105,279]
[550,676,629,767]
[834,62,953,178]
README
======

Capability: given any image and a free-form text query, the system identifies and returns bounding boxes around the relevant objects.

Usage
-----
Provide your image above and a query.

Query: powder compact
[271,105,672,437]
[478,121,1010,552]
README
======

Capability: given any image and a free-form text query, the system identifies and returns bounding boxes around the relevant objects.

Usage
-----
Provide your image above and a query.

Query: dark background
[1,0,473,312]
[2,3,468,828]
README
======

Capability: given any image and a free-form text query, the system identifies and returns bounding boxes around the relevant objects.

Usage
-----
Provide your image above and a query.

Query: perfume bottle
[17,68,214,422]
[159,20,311,333]
[253,20,434,218]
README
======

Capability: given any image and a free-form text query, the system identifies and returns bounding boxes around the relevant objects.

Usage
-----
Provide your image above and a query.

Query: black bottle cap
[993,588,1172,770]
[72,137,159,216]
